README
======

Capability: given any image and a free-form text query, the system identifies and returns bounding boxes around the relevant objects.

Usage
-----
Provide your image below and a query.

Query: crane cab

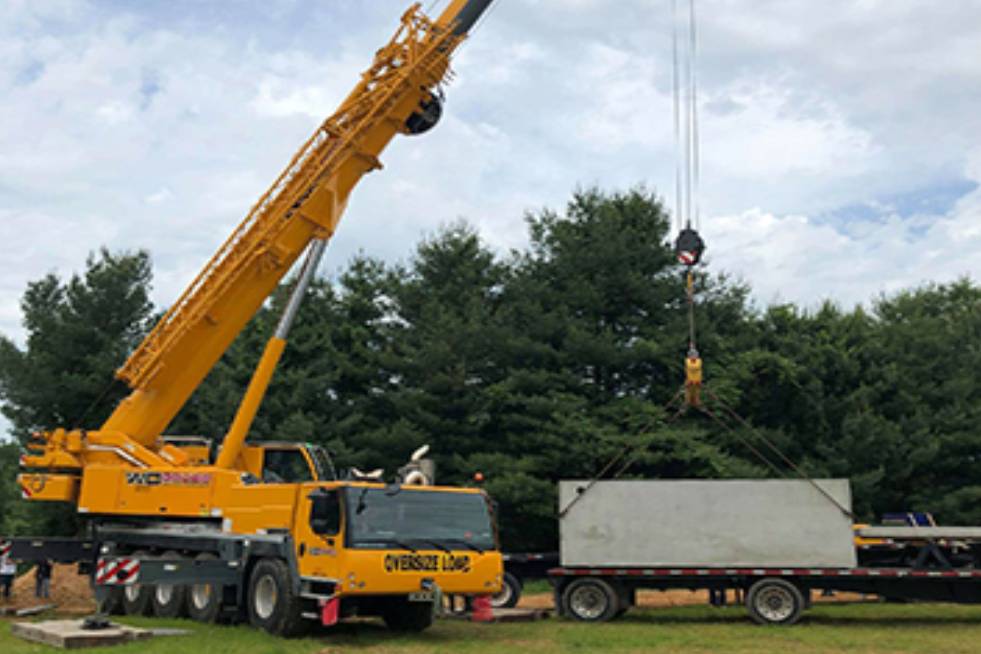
[164,437,337,482]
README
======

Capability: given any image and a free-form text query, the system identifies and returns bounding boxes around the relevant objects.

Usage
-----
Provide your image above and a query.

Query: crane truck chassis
[7,480,500,636]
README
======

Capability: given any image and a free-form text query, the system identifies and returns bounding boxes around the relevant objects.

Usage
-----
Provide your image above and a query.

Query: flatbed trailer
[553,479,981,625]
[549,565,981,624]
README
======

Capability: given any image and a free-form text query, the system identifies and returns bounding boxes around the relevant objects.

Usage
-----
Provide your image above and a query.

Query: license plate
[408,591,435,602]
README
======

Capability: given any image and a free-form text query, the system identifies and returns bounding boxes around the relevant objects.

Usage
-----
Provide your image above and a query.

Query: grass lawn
[4,602,981,653]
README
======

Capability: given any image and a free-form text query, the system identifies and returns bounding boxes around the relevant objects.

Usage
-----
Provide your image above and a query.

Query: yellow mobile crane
[11,0,501,636]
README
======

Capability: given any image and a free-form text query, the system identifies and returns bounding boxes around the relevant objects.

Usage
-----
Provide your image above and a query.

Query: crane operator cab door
[296,486,345,581]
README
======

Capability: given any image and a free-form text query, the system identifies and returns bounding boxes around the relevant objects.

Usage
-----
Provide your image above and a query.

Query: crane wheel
[152,551,188,618]
[188,552,224,623]
[247,558,308,637]
[121,550,154,616]
[491,572,522,609]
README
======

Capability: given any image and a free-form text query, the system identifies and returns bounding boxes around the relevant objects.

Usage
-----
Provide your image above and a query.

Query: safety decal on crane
[95,558,141,586]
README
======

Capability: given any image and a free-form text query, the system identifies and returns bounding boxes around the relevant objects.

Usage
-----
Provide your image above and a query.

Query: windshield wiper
[417,539,450,553]
[444,538,485,554]
[357,538,417,552]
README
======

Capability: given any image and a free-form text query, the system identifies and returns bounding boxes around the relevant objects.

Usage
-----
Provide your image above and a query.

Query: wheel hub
[570,585,607,620]
[755,586,794,622]
[254,575,278,620]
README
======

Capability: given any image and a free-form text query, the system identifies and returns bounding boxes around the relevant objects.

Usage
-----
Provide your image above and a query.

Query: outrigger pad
[674,227,705,266]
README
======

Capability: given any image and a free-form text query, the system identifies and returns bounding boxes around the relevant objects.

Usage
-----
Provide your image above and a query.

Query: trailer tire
[746,578,805,626]
[491,572,522,609]
[152,551,188,618]
[121,550,154,616]
[561,578,620,622]
[382,598,434,632]
[188,552,224,623]
[247,558,307,637]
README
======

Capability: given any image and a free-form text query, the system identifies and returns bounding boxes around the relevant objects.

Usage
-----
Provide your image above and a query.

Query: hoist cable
[693,402,787,480]
[686,272,697,350]
[688,0,701,231]
[557,388,686,517]
[703,386,856,520]
[671,0,685,232]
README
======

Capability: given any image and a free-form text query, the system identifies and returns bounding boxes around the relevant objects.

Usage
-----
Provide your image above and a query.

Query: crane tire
[121,550,154,616]
[152,551,188,618]
[491,572,522,609]
[188,552,224,623]
[247,558,308,637]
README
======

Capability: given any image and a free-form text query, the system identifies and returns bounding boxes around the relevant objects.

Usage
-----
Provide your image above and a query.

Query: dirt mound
[2,563,96,613]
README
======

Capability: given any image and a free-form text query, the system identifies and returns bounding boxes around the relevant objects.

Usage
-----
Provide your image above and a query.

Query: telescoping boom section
[17,0,493,510]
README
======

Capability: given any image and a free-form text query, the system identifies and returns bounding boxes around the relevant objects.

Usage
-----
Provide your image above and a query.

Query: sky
[1,1,980,350]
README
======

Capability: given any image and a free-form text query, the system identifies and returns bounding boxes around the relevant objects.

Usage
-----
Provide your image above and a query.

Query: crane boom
[102,1,489,445]
[18,1,493,502]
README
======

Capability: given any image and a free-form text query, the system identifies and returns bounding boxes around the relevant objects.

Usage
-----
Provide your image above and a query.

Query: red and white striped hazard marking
[0,541,11,558]
[19,485,33,499]
[677,251,697,265]
[96,558,141,586]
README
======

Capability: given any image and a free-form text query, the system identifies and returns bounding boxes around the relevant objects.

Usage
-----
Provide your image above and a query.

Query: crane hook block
[674,227,705,266]
[684,349,703,407]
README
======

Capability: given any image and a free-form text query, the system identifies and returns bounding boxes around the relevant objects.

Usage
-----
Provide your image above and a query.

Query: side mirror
[308,488,340,536]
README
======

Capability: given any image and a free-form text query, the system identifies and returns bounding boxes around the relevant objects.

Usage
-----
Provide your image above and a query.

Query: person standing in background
[0,554,15,601]
[35,559,52,599]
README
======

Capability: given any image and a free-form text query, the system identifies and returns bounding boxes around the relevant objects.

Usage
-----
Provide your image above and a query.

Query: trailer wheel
[491,572,522,609]
[746,578,805,626]
[121,550,154,616]
[382,597,434,632]
[247,558,307,637]
[562,578,620,622]
[188,552,224,623]
[152,551,188,618]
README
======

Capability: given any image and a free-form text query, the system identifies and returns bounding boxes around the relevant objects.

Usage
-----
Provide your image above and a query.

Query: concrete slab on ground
[11,620,153,649]
[0,603,56,617]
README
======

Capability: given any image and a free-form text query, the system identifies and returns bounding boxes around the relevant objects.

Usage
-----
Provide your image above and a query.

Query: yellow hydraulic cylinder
[215,239,327,469]
[215,336,288,469]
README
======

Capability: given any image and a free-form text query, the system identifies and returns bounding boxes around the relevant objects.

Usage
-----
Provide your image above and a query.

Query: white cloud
[710,148,981,308]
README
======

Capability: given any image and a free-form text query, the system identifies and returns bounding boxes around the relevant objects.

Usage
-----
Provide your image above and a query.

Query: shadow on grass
[611,606,981,629]
[307,619,461,648]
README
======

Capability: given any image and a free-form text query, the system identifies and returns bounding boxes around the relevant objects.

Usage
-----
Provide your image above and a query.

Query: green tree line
[2,188,979,550]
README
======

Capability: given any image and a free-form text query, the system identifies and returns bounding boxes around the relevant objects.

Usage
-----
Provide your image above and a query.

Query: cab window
[263,448,314,483]
[309,489,341,536]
